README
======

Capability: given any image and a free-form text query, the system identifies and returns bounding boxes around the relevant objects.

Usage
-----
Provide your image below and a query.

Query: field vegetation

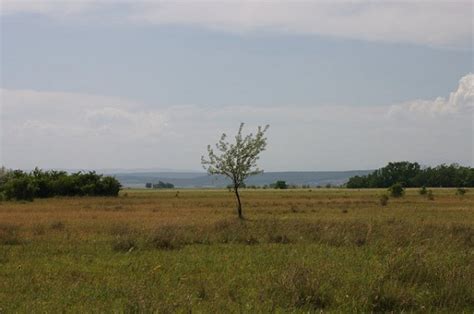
[0,188,473,312]
[347,162,474,188]
[0,169,121,201]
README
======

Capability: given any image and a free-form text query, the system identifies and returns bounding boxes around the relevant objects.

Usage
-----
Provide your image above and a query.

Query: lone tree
[202,123,269,219]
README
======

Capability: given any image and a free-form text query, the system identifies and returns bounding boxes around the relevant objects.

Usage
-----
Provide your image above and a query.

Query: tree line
[0,168,121,201]
[145,181,175,189]
[346,162,474,188]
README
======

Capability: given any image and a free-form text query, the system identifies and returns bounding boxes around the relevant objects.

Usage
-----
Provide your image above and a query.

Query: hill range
[112,170,374,188]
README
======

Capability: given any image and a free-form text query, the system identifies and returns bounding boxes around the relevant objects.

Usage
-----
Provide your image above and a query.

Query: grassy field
[0,188,473,312]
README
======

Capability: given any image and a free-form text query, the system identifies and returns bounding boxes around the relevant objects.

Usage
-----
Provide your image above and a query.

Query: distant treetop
[346,162,474,188]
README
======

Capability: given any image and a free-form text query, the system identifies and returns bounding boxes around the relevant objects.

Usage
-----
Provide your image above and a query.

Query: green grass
[0,188,473,312]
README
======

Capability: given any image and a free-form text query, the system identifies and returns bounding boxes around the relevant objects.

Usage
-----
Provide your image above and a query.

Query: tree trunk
[234,187,243,219]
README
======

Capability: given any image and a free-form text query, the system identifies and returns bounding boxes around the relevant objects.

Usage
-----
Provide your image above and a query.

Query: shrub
[379,194,389,206]
[97,176,121,196]
[272,180,288,189]
[152,181,174,189]
[388,183,404,198]
[419,186,427,195]
[0,168,121,201]
[347,162,474,188]
[456,187,467,196]
[2,176,37,201]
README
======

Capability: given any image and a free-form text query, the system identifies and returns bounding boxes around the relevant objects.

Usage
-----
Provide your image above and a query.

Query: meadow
[0,188,473,312]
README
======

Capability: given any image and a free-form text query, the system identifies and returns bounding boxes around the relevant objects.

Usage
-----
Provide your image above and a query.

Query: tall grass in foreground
[0,188,473,312]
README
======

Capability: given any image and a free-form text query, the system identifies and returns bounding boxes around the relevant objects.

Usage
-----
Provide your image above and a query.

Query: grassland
[0,188,473,312]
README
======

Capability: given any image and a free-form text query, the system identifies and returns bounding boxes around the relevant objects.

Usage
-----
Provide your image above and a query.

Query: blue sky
[1,1,473,171]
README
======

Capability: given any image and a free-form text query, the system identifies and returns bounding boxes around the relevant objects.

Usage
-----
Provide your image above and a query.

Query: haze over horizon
[1,1,473,171]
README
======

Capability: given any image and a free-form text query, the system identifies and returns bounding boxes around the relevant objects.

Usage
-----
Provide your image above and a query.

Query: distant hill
[113,170,374,188]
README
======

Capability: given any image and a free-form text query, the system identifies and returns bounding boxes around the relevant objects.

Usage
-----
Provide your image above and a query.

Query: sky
[0,1,473,171]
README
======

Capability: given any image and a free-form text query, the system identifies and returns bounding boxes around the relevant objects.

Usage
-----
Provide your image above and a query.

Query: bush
[347,162,474,188]
[0,168,121,201]
[419,186,427,195]
[456,187,467,196]
[388,183,404,198]
[271,180,288,189]
[2,176,37,201]
[152,181,174,189]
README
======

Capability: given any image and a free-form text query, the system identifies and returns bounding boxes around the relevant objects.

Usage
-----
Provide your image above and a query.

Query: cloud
[389,73,474,116]
[1,1,472,49]
[1,74,472,170]
[0,0,99,17]
[0,88,167,140]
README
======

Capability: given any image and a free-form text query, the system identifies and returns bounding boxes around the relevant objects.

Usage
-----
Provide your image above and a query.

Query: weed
[109,223,133,236]
[213,219,252,244]
[150,225,183,250]
[112,237,137,252]
[50,221,65,231]
[368,281,416,312]
[32,224,46,236]
[379,194,389,206]
[456,187,467,196]
[0,223,22,245]
[427,190,434,200]
[268,264,331,310]
[268,234,291,244]
[419,186,427,195]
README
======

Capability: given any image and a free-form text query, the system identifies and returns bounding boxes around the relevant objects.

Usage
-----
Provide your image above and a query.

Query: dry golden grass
[0,188,473,312]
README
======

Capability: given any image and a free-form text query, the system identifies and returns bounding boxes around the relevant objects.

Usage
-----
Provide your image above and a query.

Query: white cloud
[0,0,99,17]
[0,88,168,140]
[1,74,472,170]
[1,1,472,49]
[389,73,474,116]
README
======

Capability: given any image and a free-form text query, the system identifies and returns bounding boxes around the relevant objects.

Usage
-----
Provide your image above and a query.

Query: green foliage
[2,175,37,201]
[145,181,174,189]
[0,168,121,201]
[1,189,473,312]
[419,186,427,195]
[347,162,474,188]
[456,187,467,196]
[202,123,269,218]
[271,180,288,189]
[152,181,174,189]
[388,183,404,198]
